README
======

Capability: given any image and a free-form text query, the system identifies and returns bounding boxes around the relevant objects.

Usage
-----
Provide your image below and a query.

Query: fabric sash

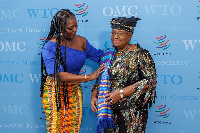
[96,46,116,133]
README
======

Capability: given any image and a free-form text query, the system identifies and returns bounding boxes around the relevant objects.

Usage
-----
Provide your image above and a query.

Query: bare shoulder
[75,35,87,51]
[75,35,86,44]
[49,36,57,43]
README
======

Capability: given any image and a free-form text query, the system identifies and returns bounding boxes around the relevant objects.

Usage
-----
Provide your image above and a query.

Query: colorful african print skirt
[42,76,83,133]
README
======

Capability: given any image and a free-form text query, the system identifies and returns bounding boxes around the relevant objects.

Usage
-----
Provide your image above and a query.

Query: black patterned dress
[108,44,157,133]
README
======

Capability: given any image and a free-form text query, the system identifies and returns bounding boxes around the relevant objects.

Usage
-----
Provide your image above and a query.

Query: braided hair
[40,9,75,110]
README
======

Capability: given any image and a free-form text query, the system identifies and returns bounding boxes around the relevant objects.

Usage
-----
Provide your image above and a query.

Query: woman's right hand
[89,63,105,81]
[90,97,98,113]
[90,90,98,113]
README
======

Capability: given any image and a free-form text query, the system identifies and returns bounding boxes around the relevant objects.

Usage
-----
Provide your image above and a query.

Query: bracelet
[84,75,87,81]
[120,89,123,99]
[91,83,98,92]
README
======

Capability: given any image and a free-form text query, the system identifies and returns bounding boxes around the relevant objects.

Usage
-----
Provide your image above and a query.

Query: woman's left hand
[105,89,121,105]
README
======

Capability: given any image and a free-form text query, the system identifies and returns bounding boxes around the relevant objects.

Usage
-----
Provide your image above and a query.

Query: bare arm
[60,72,90,83]
[59,63,105,83]
[90,89,98,112]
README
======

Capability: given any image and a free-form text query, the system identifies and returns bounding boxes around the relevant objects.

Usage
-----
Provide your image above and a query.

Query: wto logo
[74,3,89,17]
[153,35,171,56]
[197,1,200,20]
[154,104,171,125]
[37,37,46,55]
[154,35,170,50]
[73,3,89,22]
[155,104,170,118]
[183,40,200,50]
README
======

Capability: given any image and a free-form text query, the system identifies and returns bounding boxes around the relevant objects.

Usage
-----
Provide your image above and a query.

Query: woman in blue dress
[40,9,105,133]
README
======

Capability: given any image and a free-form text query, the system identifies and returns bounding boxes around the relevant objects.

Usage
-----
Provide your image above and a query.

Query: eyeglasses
[110,32,130,37]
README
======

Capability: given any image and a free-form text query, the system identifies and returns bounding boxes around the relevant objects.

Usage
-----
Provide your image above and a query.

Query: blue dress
[41,38,103,133]
[42,39,103,75]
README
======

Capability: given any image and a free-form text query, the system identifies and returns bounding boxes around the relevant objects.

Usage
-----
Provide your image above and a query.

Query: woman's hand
[90,90,98,113]
[90,97,98,113]
[89,63,105,81]
[105,89,121,105]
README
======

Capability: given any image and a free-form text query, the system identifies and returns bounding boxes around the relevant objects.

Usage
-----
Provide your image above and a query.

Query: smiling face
[63,16,78,39]
[111,29,132,49]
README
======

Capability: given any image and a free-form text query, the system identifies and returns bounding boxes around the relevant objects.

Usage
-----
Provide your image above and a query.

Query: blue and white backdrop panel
[0,0,200,133]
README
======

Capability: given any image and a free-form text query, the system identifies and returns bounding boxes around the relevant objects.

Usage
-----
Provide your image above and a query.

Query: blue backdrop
[0,0,200,133]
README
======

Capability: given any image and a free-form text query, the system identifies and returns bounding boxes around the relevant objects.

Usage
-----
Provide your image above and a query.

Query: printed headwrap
[110,16,141,33]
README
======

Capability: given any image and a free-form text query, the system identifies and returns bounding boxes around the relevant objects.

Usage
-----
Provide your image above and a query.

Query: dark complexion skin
[50,16,105,83]
[90,29,148,112]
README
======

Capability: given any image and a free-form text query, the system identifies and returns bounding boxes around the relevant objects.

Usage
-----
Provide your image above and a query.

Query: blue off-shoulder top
[42,39,103,75]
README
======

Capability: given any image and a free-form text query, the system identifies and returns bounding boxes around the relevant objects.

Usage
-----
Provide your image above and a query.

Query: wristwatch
[120,89,123,99]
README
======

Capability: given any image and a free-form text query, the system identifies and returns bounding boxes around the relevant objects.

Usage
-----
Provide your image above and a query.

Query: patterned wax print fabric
[42,39,103,133]
[108,44,157,133]
[42,76,83,133]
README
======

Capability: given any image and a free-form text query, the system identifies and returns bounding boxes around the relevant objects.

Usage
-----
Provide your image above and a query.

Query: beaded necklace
[116,44,130,54]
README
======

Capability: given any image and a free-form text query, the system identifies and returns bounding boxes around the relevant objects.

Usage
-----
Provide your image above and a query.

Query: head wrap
[110,16,141,33]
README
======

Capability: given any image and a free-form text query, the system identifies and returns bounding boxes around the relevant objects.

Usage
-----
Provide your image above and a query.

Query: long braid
[40,14,56,97]
[40,9,75,110]
[54,13,62,109]
[63,14,69,106]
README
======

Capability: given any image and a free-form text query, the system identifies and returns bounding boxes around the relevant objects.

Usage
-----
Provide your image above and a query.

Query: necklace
[116,44,130,54]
